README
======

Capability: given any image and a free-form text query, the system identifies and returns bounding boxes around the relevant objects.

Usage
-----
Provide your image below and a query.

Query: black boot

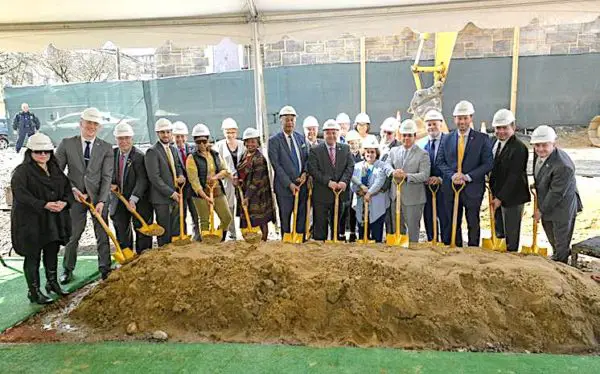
[24,258,52,304]
[45,270,70,297]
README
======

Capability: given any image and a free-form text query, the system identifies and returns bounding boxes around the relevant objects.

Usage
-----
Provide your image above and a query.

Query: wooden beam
[360,36,366,112]
[510,26,520,115]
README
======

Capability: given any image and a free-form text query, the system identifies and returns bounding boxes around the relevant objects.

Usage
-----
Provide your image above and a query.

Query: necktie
[328,146,336,167]
[288,135,300,174]
[179,147,187,165]
[118,153,125,188]
[84,141,91,168]
[457,134,465,174]
[165,146,177,184]
[494,141,502,159]
[429,139,436,165]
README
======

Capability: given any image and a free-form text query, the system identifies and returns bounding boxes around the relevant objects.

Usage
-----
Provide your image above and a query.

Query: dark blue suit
[436,129,493,247]
[423,134,451,244]
[268,131,309,234]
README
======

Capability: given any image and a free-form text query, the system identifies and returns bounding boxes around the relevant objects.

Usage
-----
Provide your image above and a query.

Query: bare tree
[0,52,35,85]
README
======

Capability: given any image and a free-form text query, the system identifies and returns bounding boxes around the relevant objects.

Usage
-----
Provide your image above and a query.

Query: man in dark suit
[144,118,186,246]
[55,107,114,283]
[422,110,451,244]
[109,123,153,254]
[307,119,355,241]
[489,109,530,252]
[268,106,310,237]
[172,121,200,241]
[531,125,583,263]
[436,101,494,247]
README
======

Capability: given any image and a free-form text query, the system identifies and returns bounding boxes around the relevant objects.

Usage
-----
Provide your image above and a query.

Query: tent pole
[360,36,366,112]
[510,26,520,117]
[252,21,268,143]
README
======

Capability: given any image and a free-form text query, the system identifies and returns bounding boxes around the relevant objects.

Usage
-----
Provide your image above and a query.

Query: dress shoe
[59,271,73,285]
[349,233,357,243]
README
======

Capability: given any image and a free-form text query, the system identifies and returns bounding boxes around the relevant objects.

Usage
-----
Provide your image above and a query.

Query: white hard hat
[81,107,103,124]
[279,105,297,117]
[424,109,444,122]
[113,123,134,137]
[530,125,557,144]
[381,117,399,132]
[26,132,54,151]
[172,121,189,135]
[492,109,516,127]
[354,112,371,124]
[303,116,319,129]
[399,119,418,134]
[192,123,211,137]
[221,118,238,130]
[322,119,341,131]
[242,127,260,140]
[154,118,173,132]
[345,130,361,142]
[362,137,379,149]
[336,112,351,124]
[453,100,475,116]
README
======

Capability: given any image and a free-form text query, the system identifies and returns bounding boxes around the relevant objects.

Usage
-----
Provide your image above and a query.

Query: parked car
[0,118,9,149]
[46,111,140,145]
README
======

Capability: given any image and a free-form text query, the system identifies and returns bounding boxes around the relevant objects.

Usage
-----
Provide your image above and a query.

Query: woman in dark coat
[235,128,275,241]
[11,133,72,304]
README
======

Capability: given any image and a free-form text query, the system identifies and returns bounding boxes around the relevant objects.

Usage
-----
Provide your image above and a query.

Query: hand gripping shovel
[427,183,445,247]
[236,186,262,243]
[282,186,303,244]
[172,183,192,246]
[481,184,507,251]
[112,189,164,237]
[326,189,343,243]
[201,182,222,245]
[358,196,375,244]
[521,185,548,256]
[449,182,466,248]
[80,199,135,265]
[386,177,409,247]
[304,180,313,241]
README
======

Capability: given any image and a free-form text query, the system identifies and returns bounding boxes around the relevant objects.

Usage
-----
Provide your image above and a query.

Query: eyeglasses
[195,139,208,144]
[32,150,52,155]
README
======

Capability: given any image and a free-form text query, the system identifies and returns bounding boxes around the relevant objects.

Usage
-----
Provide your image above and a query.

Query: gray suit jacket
[144,141,184,205]
[534,148,583,222]
[386,145,430,206]
[55,135,114,204]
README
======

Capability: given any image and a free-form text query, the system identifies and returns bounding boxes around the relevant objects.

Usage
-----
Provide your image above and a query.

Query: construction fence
[4,53,599,145]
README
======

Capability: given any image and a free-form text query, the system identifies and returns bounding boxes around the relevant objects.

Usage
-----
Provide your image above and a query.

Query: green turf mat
[0,342,599,373]
[0,256,101,333]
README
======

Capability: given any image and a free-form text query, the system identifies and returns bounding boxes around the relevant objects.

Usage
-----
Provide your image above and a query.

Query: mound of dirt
[71,241,600,353]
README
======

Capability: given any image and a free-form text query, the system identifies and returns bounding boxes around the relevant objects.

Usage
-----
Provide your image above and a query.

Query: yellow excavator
[408,32,458,139]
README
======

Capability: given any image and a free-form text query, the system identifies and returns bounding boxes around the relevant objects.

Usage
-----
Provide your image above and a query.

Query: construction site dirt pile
[71,241,600,353]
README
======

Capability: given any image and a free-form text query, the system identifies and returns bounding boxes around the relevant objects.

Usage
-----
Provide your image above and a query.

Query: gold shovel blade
[113,247,135,265]
[482,237,507,252]
[138,224,165,237]
[171,235,192,246]
[282,232,303,244]
[386,233,409,247]
[241,229,262,244]
[202,229,222,245]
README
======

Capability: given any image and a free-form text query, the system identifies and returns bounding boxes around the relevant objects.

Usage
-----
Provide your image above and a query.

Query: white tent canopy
[0,0,599,51]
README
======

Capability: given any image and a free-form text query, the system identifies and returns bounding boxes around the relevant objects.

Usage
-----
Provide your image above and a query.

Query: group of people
[10,101,582,305]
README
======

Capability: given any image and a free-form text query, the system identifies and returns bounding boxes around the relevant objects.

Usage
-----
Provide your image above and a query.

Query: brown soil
[70,241,600,353]
[0,325,60,343]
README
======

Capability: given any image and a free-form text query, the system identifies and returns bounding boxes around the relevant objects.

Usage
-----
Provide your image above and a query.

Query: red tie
[328,146,336,166]
[179,147,186,165]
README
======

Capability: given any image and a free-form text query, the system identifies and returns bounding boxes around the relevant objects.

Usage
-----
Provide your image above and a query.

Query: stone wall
[154,41,210,78]
[259,17,600,68]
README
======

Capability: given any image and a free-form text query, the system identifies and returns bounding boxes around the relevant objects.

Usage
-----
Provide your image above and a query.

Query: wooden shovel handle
[80,199,123,255]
